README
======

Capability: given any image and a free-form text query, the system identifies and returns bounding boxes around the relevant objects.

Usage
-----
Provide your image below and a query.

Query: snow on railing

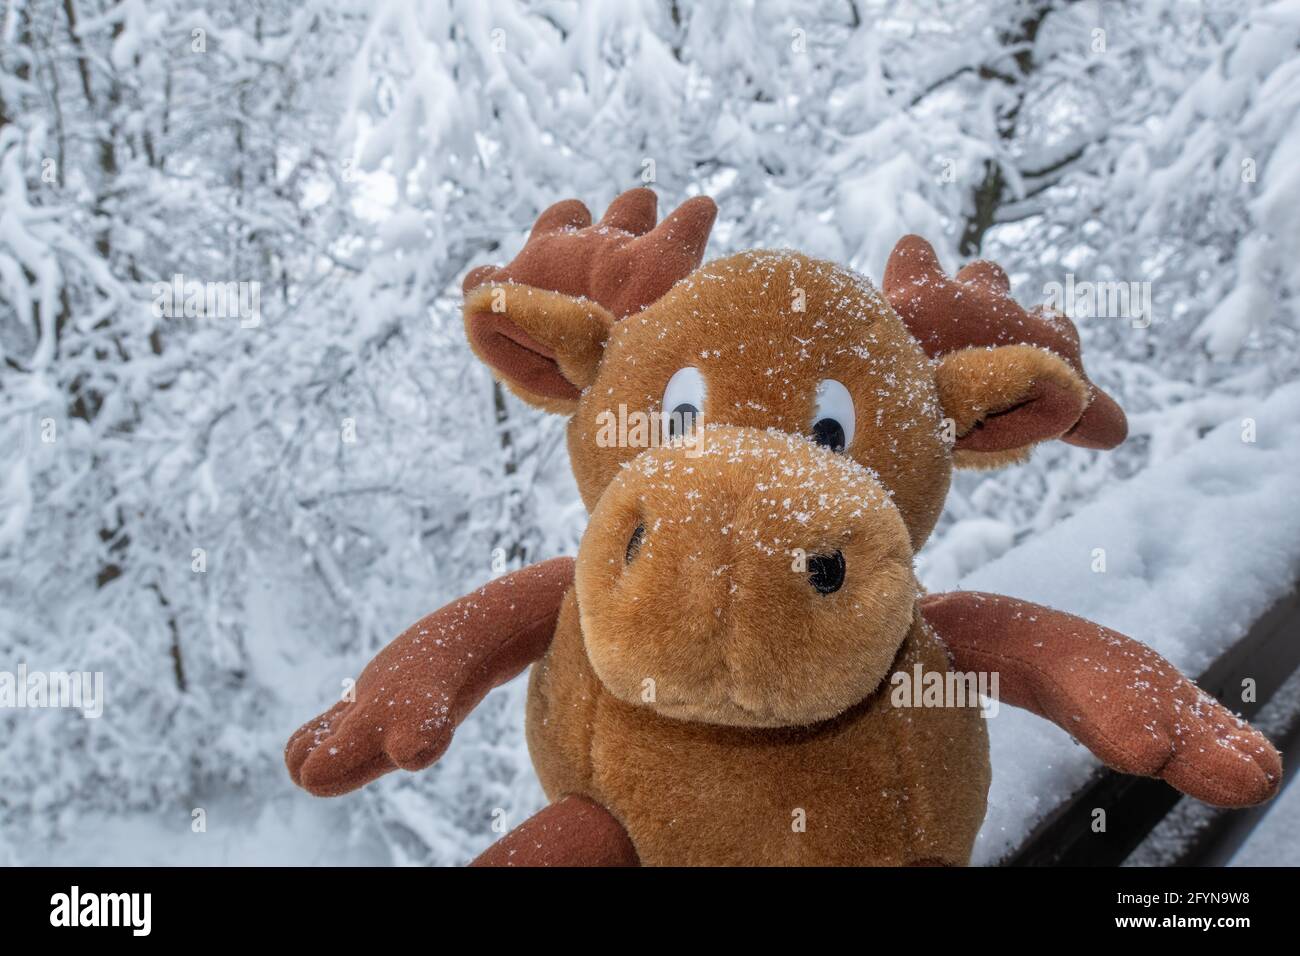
[965,381,1300,865]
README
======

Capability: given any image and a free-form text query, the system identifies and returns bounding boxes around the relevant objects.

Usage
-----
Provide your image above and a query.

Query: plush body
[528,594,989,866]
[286,190,1281,866]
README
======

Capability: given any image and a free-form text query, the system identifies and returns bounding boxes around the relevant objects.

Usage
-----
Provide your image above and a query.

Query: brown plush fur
[463,189,716,321]
[462,189,715,406]
[470,794,639,867]
[563,252,956,548]
[287,198,1280,865]
[463,284,614,414]
[479,248,1275,862]
[529,600,989,866]
[934,344,1089,470]
[883,234,1128,455]
[481,251,1091,554]
[498,252,1039,864]
[520,427,991,865]
[577,428,916,728]
[923,592,1281,807]
[285,557,575,796]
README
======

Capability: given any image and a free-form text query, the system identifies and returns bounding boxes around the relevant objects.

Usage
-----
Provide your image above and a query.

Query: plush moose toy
[286,190,1281,865]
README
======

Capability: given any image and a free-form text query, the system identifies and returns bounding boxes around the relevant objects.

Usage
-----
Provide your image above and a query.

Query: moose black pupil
[669,403,699,438]
[808,550,845,594]
[812,418,846,452]
[625,523,646,563]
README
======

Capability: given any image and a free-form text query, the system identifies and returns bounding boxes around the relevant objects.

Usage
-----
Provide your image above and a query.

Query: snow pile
[970,381,1300,865]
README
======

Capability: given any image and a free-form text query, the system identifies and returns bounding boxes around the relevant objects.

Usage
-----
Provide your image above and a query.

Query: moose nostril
[625,523,646,563]
[808,550,845,594]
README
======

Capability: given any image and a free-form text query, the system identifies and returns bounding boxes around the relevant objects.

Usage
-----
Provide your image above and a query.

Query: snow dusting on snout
[616,426,902,559]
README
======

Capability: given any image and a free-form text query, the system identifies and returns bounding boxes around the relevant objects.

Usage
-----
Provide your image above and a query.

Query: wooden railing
[1006,586,1300,866]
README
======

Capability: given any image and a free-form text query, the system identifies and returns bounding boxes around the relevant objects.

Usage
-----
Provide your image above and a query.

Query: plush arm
[919,591,1281,808]
[471,795,640,867]
[285,557,575,796]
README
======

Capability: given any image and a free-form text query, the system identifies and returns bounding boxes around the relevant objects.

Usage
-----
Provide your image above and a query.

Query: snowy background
[2,0,1299,866]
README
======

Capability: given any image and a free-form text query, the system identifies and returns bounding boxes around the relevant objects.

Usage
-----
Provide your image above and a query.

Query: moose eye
[663,366,706,439]
[811,379,855,453]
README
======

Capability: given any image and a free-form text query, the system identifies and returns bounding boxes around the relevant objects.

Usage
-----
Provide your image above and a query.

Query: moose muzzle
[575,426,917,728]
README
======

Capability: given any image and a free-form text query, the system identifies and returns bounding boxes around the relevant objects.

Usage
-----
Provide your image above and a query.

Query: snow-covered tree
[2,0,1296,865]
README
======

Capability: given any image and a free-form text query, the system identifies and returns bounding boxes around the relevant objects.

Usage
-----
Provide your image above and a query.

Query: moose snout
[576,426,917,728]
[623,516,846,595]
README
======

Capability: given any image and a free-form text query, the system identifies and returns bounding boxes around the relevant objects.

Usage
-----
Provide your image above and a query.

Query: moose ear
[464,283,614,415]
[935,344,1090,468]
[886,235,1128,455]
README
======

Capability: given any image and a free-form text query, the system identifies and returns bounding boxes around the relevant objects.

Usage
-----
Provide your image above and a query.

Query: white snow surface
[970,382,1300,865]
[1230,777,1300,866]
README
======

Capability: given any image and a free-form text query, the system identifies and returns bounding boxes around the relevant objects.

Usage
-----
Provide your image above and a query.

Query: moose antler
[463,188,717,319]
[883,235,1127,452]
[462,188,716,408]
